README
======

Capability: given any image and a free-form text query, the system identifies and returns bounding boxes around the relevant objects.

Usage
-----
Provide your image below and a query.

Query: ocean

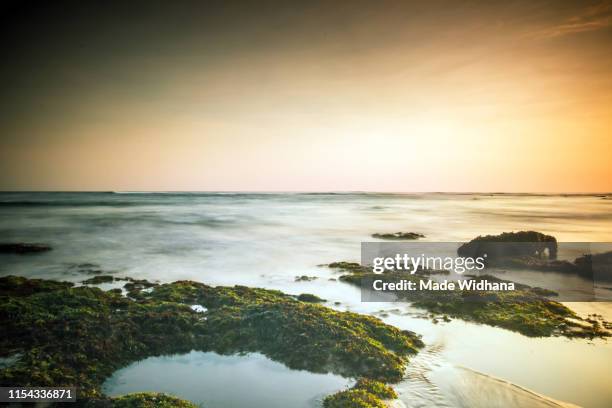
[1,192,611,407]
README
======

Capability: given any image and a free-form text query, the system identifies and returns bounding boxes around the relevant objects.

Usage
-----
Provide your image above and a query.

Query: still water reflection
[102,351,354,408]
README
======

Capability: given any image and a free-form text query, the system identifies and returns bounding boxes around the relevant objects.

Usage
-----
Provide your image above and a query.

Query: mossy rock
[372,232,424,240]
[323,388,387,408]
[328,262,370,274]
[82,275,115,284]
[0,276,423,404]
[0,275,73,297]
[354,378,397,399]
[297,293,326,303]
[330,263,610,339]
[457,230,558,260]
[295,275,318,282]
[108,392,197,407]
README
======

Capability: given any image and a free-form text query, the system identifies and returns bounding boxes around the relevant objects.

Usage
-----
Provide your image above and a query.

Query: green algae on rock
[0,275,423,405]
[122,279,159,297]
[458,231,612,281]
[105,392,197,408]
[82,275,115,284]
[354,378,397,399]
[457,231,558,260]
[0,275,73,297]
[295,275,318,282]
[329,262,610,339]
[324,388,386,408]
[296,293,326,303]
[328,261,370,274]
[328,261,448,278]
[323,379,396,408]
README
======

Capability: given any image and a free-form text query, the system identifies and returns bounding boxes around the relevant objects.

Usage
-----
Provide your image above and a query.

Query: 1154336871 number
[0,387,76,402]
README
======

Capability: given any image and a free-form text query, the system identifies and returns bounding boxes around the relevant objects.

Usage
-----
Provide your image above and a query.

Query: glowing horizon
[0,1,610,192]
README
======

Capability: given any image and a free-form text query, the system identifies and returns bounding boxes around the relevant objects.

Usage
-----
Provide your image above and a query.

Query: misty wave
[469,209,612,221]
[0,200,156,207]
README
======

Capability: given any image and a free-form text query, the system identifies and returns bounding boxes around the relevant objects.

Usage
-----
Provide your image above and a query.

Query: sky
[0,0,610,192]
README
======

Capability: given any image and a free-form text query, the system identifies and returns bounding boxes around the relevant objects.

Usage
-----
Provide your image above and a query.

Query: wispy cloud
[527,2,612,38]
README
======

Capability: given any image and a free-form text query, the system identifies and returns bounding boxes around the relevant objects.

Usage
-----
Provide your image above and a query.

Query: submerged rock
[328,261,370,274]
[0,275,72,296]
[297,293,326,303]
[82,275,115,285]
[67,263,121,277]
[0,243,52,254]
[122,278,159,297]
[372,232,425,240]
[295,275,318,282]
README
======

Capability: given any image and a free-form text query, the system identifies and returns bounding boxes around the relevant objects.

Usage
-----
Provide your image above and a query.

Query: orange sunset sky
[0,0,610,192]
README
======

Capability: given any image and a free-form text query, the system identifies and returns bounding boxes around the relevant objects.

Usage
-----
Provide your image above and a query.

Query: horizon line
[0,190,611,195]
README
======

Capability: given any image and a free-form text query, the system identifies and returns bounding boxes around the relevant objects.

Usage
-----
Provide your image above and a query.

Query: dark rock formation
[297,293,326,303]
[82,275,115,285]
[457,231,557,261]
[574,251,612,280]
[0,243,52,254]
[295,275,318,282]
[328,261,610,338]
[372,232,425,240]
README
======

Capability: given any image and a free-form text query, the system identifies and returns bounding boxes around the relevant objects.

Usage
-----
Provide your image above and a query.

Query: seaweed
[0,275,73,297]
[297,293,326,303]
[353,378,397,399]
[457,231,558,259]
[82,275,115,285]
[329,263,610,338]
[323,379,397,408]
[93,392,198,407]
[328,262,370,274]
[295,275,318,282]
[0,276,423,406]
[323,388,386,408]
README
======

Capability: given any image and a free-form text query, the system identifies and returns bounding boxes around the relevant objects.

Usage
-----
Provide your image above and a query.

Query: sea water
[102,351,353,408]
[1,192,611,407]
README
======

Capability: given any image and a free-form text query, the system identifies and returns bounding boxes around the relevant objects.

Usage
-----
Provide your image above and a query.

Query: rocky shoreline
[0,275,423,407]
[1,230,610,407]
[328,261,610,338]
